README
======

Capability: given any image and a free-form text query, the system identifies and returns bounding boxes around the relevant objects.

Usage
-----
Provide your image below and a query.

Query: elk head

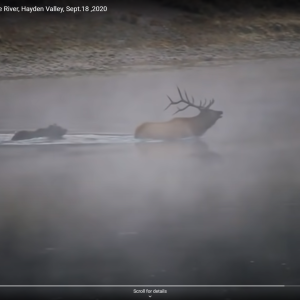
[166,86,222,118]
[165,86,223,132]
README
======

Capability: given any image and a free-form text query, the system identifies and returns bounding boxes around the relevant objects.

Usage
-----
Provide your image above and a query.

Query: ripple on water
[0,133,197,147]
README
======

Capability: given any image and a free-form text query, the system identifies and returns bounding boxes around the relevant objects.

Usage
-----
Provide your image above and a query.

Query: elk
[134,87,223,140]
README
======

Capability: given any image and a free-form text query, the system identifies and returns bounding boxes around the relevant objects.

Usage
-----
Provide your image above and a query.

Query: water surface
[0,59,300,290]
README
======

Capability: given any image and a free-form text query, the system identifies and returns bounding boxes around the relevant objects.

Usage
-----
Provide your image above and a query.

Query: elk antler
[165,86,215,115]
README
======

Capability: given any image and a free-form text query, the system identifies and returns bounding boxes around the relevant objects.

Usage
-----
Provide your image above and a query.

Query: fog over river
[0,59,300,298]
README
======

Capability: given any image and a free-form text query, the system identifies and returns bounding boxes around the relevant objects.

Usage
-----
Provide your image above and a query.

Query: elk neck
[189,112,218,136]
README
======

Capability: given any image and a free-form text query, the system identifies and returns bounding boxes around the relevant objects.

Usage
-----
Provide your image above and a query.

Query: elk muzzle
[217,111,223,118]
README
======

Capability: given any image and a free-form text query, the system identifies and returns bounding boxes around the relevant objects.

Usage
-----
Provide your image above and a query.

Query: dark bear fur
[11,124,67,141]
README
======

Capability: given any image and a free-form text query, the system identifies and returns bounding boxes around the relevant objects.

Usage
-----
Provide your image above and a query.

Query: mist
[0,58,300,289]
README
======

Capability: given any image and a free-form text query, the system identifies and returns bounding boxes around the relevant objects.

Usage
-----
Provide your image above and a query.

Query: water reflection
[0,139,298,286]
[135,138,222,164]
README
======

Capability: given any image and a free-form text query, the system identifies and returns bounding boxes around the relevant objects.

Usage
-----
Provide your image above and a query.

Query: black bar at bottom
[0,287,300,300]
